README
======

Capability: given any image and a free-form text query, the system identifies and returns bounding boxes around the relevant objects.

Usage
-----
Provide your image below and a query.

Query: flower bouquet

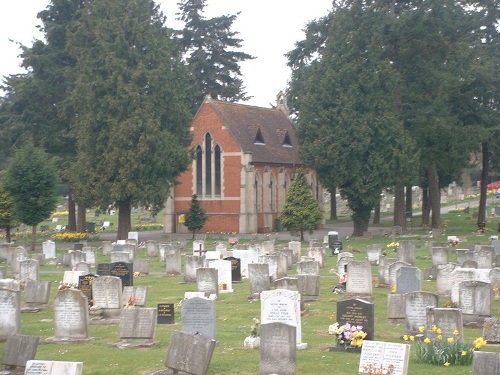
[328,322,367,351]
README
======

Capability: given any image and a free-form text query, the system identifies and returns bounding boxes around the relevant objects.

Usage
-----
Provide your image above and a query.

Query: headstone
[165,247,182,276]
[426,307,463,340]
[366,244,382,265]
[75,262,90,274]
[280,249,294,269]
[224,256,242,283]
[118,307,157,345]
[9,247,27,275]
[307,247,325,268]
[109,261,133,287]
[110,251,130,264]
[0,244,9,263]
[204,250,221,262]
[18,259,39,284]
[288,241,302,261]
[1,333,38,369]
[145,240,158,257]
[193,240,205,256]
[296,260,320,275]
[296,274,320,297]
[133,258,150,275]
[483,317,500,344]
[164,330,216,375]
[259,322,296,375]
[395,266,421,294]
[208,259,233,292]
[42,240,56,259]
[388,261,410,291]
[337,252,354,276]
[337,298,374,341]
[91,276,122,310]
[346,261,373,296]
[181,296,216,340]
[0,289,20,340]
[258,255,278,282]
[122,244,136,262]
[455,249,474,264]
[62,271,85,287]
[69,250,85,268]
[157,303,175,325]
[102,241,112,256]
[0,279,20,291]
[73,243,84,251]
[461,259,478,268]
[436,263,456,295]
[196,268,218,298]
[490,268,500,301]
[475,246,494,269]
[274,277,298,291]
[248,263,270,299]
[458,280,491,322]
[387,294,405,320]
[451,268,476,303]
[96,263,111,276]
[24,280,51,308]
[25,360,83,375]
[82,247,96,267]
[397,240,415,266]
[378,257,397,286]
[431,247,448,266]
[184,255,205,283]
[359,340,410,375]
[122,286,148,307]
[232,250,251,278]
[77,274,97,305]
[128,231,139,242]
[50,289,91,341]
[404,292,439,334]
[261,289,306,349]
[472,351,500,375]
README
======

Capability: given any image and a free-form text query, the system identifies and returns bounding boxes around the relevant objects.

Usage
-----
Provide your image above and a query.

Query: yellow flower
[391,285,397,293]
[403,335,409,341]
[453,329,459,336]
[436,328,442,334]
[444,362,450,367]
[410,336,415,341]
[461,351,467,356]
[424,338,431,344]
[437,335,443,340]
[432,325,437,332]
[419,326,425,333]
[447,337,453,343]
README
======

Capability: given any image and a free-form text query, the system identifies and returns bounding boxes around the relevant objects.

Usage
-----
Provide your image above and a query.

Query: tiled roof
[207,98,302,165]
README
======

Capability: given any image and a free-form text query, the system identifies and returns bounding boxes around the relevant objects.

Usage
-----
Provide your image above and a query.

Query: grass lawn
[2,206,500,374]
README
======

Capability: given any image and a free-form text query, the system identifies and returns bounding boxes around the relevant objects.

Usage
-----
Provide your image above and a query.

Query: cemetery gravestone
[387,294,405,320]
[18,259,39,285]
[96,263,110,277]
[248,263,270,299]
[82,247,96,267]
[366,244,382,265]
[75,262,90,274]
[208,259,233,292]
[224,256,242,282]
[24,280,51,310]
[62,270,85,287]
[359,340,410,375]
[181,296,216,340]
[157,303,175,325]
[346,261,373,296]
[24,360,83,375]
[388,261,411,291]
[337,298,374,341]
[405,292,439,334]
[165,247,182,276]
[0,289,20,340]
[196,268,218,297]
[117,307,158,348]
[145,240,158,257]
[49,289,91,342]
[91,276,123,319]
[472,351,500,375]
[378,257,397,286]
[458,280,491,323]
[69,250,85,268]
[101,241,112,256]
[78,274,97,305]
[1,333,38,370]
[297,260,320,275]
[42,240,56,259]
[110,251,130,264]
[184,255,205,283]
[133,258,150,275]
[426,307,464,340]
[109,262,133,287]
[122,286,148,307]
[258,255,278,282]
[431,247,448,267]
[398,240,415,266]
[396,266,422,295]
[259,322,296,375]
[436,263,456,295]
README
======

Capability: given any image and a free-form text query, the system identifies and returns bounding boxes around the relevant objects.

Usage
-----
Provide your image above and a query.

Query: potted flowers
[328,322,367,352]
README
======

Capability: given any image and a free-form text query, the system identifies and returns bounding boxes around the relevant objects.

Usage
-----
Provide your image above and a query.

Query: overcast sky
[0,0,333,107]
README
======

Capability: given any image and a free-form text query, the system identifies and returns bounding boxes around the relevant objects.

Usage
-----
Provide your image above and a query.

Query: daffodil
[424,338,431,344]
[419,326,425,333]
[432,325,437,331]
[437,335,443,340]
[410,336,415,341]
[461,351,467,356]
[447,337,453,343]
[453,329,459,336]
[444,362,450,367]
[403,335,409,341]
[436,328,442,334]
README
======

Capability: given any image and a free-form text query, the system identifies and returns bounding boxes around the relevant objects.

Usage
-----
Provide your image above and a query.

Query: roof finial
[276,91,289,116]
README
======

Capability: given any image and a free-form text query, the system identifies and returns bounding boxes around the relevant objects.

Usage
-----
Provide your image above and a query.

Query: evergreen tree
[3,141,59,250]
[177,0,254,109]
[67,0,193,240]
[279,170,322,242]
[0,172,18,243]
[184,194,207,239]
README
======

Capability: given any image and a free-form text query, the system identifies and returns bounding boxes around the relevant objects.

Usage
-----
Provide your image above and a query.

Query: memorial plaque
[109,262,133,287]
[157,303,175,324]
[359,340,410,375]
[25,360,83,375]
[337,298,374,341]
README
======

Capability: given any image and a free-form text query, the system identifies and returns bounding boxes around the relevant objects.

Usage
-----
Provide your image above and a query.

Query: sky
[0,0,333,108]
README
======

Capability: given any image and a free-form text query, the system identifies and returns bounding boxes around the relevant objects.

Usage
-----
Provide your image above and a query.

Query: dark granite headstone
[157,303,175,324]
[78,274,97,305]
[96,263,111,276]
[109,262,133,287]
[336,298,374,341]
[224,256,241,282]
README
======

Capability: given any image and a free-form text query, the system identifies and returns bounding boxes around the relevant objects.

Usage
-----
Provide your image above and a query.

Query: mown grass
[2,207,500,374]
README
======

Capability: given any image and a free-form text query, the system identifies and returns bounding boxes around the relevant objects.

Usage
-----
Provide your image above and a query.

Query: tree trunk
[67,189,77,232]
[77,204,86,233]
[329,187,338,220]
[405,184,413,217]
[5,225,11,243]
[393,183,405,227]
[373,202,380,225]
[117,198,132,240]
[428,162,441,228]
[477,141,488,227]
[30,225,37,251]
[352,206,371,237]
[421,188,430,226]
[300,229,304,242]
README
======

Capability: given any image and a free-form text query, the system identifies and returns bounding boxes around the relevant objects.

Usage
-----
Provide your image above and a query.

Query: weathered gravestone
[388,261,411,291]
[164,330,216,375]
[131,258,149,276]
[232,250,252,278]
[101,241,112,256]
[122,286,148,307]
[145,240,158,257]
[405,291,439,335]
[42,240,56,259]
[0,279,20,291]
[47,289,91,342]
[23,280,51,311]
[115,307,158,348]
[337,252,354,276]
[24,360,83,375]
[474,246,494,269]
[0,289,20,341]
[258,255,278,282]
[157,303,175,325]
[358,340,410,375]
[184,255,205,283]
[426,307,463,340]
[1,333,38,371]
[337,298,374,341]
[165,247,182,276]
[307,247,325,268]
[18,259,39,285]
[436,263,456,295]
[398,240,415,266]
[396,266,422,295]
[259,322,296,375]
[483,317,500,344]
[431,247,448,267]
[181,296,216,340]
[110,251,130,264]
[387,293,405,320]
[91,276,123,320]
[69,250,85,268]
[9,247,27,276]
[458,280,491,324]
[297,260,320,275]
[248,263,270,300]
[74,262,90,274]
[62,271,85,287]
[461,259,478,268]
[208,259,233,293]
[82,247,96,267]
[490,268,500,301]
[196,267,218,298]
[378,257,397,286]
[346,260,373,297]
[472,351,500,375]
[297,274,320,297]
[96,263,110,277]
[366,244,382,265]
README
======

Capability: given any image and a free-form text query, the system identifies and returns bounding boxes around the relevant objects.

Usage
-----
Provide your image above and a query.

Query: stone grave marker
[25,360,83,375]
[387,294,405,320]
[122,243,136,262]
[297,260,320,275]
[24,280,51,310]
[165,247,182,276]
[9,247,27,276]
[18,259,39,285]
[378,257,397,286]
[42,240,56,259]
[91,276,122,320]
[73,243,84,251]
[398,240,415,266]
[261,289,306,349]
[458,280,491,323]
[0,266,5,279]
[396,266,422,294]
[69,250,85,268]
[116,307,158,348]
[208,259,233,292]
[337,252,354,276]
[346,260,373,297]
[483,317,500,344]
[101,241,112,256]
[224,256,242,283]
[232,250,251,278]
[75,262,90,274]
[204,250,221,262]
[96,263,110,276]
[184,255,205,283]
[62,270,85,287]
[258,255,278,282]
[0,244,7,263]
[1,333,38,370]
[164,330,216,375]
[0,279,20,291]
[193,240,205,256]
[475,246,494,269]
[157,303,175,324]
[436,263,456,295]
[259,322,296,375]
[82,247,96,267]
[297,274,320,297]
[472,351,500,375]
[181,296,216,340]
[426,307,463,339]
[455,249,474,264]
[196,267,218,297]
[0,289,20,340]
[110,251,130,264]
[388,261,411,291]
[133,258,150,275]
[337,298,374,341]
[122,286,148,307]
[359,340,410,375]
[366,244,382,265]
[77,273,96,305]
[431,247,448,267]
[128,231,139,242]
[109,261,133,287]
[288,241,301,261]
[404,291,439,334]
[248,263,270,299]
[307,247,324,268]
[145,240,158,257]
[48,289,91,342]
[461,259,478,268]
[451,268,476,303]
[280,249,293,269]
[490,268,500,300]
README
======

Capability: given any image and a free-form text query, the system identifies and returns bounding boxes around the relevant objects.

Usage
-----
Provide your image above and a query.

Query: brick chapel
[163,92,324,234]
